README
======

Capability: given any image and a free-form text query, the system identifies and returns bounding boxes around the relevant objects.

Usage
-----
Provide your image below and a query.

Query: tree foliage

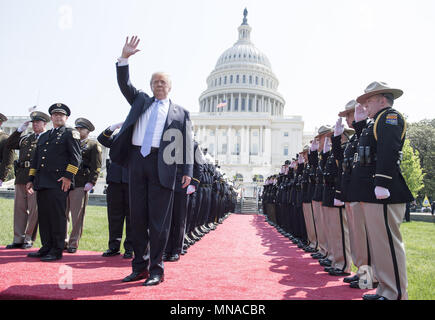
[400,139,424,198]
[406,119,435,200]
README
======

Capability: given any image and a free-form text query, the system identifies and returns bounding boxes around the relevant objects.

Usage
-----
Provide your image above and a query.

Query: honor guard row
[2,104,102,261]
[262,81,412,300]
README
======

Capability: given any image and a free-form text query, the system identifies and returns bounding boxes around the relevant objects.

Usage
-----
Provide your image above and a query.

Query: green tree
[407,119,435,200]
[400,139,425,198]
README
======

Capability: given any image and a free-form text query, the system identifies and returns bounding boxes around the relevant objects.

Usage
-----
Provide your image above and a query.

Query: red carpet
[0,214,375,300]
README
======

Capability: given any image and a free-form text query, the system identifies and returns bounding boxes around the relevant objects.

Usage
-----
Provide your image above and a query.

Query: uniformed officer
[65,117,102,253]
[352,82,413,300]
[332,100,376,289]
[5,111,50,249]
[300,146,319,253]
[165,140,203,261]
[26,103,82,262]
[320,131,352,277]
[309,126,333,265]
[98,122,133,259]
[0,113,14,188]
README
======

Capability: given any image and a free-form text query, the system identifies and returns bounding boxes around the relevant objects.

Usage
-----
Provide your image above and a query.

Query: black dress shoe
[102,248,121,257]
[67,247,77,254]
[363,294,388,301]
[328,268,351,276]
[143,274,164,286]
[41,254,62,262]
[344,274,359,283]
[122,270,149,283]
[28,251,47,258]
[5,243,23,249]
[123,251,133,259]
[167,254,180,262]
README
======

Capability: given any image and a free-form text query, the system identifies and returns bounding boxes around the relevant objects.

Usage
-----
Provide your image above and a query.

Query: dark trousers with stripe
[128,148,174,276]
[165,190,188,255]
[36,188,68,257]
[106,182,133,252]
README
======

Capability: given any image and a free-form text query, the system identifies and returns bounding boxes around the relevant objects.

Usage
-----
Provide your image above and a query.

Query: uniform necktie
[140,99,161,157]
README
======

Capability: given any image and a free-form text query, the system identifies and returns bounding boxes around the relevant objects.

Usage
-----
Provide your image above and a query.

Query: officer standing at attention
[65,118,102,253]
[353,82,414,300]
[0,113,14,189]
[98,122,133,259]
[26,103,82,262]
[5,111,50,249]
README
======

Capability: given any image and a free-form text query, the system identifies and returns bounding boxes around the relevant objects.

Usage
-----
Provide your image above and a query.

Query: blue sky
[1,0,434,134]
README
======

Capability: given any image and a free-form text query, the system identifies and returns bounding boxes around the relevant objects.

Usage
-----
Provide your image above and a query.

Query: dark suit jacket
[97,128,129,184]
[110,64,193,190]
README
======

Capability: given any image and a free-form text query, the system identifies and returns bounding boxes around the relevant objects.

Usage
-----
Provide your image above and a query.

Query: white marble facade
[191,10,304,183]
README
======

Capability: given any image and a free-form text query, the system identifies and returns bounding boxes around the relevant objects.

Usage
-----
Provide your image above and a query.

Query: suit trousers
[361,202,408,300]
[13,184,38,244]
[36,188,68,257]
[165,190,188,255]
[106,182,133,252]
[129,148,174,276]
[65,187,89,249]
[302,202,317,249]
[311,201,328,256]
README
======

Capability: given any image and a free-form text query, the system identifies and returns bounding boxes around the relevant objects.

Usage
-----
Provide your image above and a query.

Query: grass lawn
[0,197,434,299]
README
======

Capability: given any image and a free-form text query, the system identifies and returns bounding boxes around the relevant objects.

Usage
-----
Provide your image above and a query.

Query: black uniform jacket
[349,107,413,204]
[29,126,82,190]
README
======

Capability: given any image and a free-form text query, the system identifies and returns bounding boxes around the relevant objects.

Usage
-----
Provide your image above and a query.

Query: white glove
[109,122,124,131]
[284,167,289,174]
[0,180,3,187]
[310,139,319,152]
[298,154,304,164]
[323,136,331,153]
[334,198,344,206]
[334,118,344,137]
[84,183,94,192]
[280,166,285,174]
[18,121,30,133]
[354,103,368,122]
[186,185,196,195]
[375,186,390,200]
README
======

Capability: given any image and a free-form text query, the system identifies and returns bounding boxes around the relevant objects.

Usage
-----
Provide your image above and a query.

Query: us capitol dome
[191,9,304,188]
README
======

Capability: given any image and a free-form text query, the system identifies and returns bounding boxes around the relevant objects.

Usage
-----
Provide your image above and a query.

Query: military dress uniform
[353,82,413,300]
[65,118,102,252]
[301,150,318,252]
[333,101,375,288]
[0,113,14,187]
[5,111,50,249]
[28,103,82,261]
[165,140,203,261]
[321,140,351,276]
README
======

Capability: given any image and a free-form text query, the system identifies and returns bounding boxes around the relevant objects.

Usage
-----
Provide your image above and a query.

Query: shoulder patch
[385,113,398,125]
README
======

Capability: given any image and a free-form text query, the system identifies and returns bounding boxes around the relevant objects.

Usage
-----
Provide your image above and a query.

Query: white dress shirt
[117,57,170,147]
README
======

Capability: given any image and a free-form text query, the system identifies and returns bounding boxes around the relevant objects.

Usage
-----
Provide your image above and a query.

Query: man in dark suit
[111,36,193,286]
